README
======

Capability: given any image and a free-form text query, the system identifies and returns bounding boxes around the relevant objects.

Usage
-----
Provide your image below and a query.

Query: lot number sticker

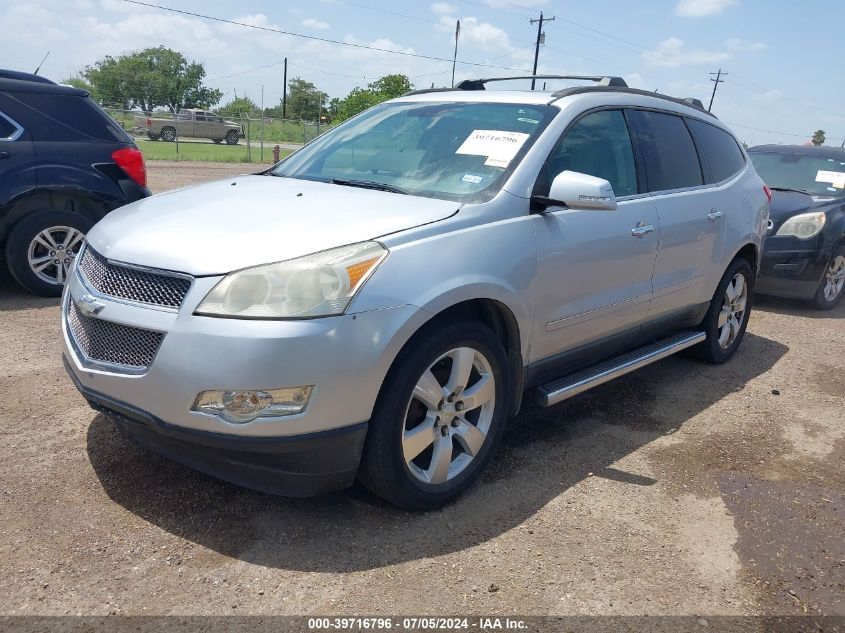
[456,130,530,168]
[815,170,845,189]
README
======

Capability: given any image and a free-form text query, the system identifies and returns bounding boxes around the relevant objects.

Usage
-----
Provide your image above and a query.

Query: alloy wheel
[402,347,496,485]
[823,255,845,303]
[26,226,84,285]
[717,272,748,349]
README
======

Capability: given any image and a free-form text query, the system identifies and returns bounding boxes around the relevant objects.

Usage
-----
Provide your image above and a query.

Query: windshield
[750,151,845,197]
[271,101,557,203]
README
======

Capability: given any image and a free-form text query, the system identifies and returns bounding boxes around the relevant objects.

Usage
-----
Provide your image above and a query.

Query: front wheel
[689,258,754,364]
[359,322,510,510]
[810,247,845,310]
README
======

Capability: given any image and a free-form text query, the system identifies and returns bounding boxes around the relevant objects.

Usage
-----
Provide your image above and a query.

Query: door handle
[708,210,724,221]
[631,224,655,238]
[0,151,10,159]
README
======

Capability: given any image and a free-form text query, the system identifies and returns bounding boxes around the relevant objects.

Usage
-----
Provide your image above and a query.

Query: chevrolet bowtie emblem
[75,294,105,317]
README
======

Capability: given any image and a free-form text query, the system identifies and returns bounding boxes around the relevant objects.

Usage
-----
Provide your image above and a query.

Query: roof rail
[683,97,705,109]
[454,75,628,91]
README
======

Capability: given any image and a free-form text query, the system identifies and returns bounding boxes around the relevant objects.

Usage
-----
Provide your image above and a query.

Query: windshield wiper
[770,186,812,195]
[331,178,408,195]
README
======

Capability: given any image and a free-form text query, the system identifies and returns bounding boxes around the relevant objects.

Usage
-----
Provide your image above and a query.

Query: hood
[768,189,831,222]
[85,175,459,276]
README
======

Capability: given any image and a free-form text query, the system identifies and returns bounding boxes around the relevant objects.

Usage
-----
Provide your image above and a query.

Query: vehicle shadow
[86,332,787,573]
[0,271,60,312]
[753,292,845,320]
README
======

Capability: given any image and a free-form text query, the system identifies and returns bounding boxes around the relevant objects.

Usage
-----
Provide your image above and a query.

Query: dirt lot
[0,162,843,623]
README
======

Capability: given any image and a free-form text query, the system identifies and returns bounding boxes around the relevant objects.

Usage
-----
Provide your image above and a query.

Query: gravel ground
[0,162,842,623]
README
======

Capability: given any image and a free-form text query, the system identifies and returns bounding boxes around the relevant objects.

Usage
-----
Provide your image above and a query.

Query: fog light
[192,386,313,423]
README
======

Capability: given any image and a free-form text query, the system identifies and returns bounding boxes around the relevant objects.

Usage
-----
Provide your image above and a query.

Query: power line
[120,0,532,75]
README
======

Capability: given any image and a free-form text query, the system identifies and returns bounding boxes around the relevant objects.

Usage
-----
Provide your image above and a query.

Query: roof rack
[454,75,628,91]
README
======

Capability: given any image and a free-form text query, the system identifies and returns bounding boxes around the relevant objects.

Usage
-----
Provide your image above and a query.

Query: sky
[1,0,843,147]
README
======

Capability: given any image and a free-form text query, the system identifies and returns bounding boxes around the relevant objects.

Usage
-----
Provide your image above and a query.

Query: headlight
[776,211,826,239]
[195,241,387,318]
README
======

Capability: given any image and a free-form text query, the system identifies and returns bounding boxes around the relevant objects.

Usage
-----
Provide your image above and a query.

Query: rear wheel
[5,210,92,297]
[161,126,176,142]
[225,130,239,145]
[810,247,845,310]
[359,322,510,510]
[689,258,754,364]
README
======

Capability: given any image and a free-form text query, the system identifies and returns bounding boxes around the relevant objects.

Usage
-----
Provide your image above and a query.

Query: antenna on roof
[34,52,50,76]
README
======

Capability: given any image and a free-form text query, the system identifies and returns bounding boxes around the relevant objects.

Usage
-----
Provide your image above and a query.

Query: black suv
[0,70,150,296]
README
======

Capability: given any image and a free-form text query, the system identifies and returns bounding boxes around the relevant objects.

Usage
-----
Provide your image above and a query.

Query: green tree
[812,129,826,146]
[284,77,328,121]
[334,74,413,122]
[61,75,98,100]
[83,47,222,114]
[218,96,258,118]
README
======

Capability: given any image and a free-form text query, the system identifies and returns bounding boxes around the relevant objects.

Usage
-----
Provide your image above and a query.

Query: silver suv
[62,76,769,510]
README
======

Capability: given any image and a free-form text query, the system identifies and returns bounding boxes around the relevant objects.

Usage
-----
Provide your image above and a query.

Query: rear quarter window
[0,112,17,139]
[629,109,703,192]
[687,119,745,183]
[8,92,131,143]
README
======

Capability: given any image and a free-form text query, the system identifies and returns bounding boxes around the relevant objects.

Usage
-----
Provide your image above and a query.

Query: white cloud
[643,37,730,67]
[430,2,457,15]
[436,15,511,52]
[752,89,784,103]
[674,0,739,17]
[484,0,546,7]
[301,18,330,30]
[726,38,766,52]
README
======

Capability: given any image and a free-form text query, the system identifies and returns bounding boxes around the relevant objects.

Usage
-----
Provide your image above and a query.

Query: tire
[5,210,92,297]
[809,246,845,310]
[688,258,754,364]
[146,132,160,141]
[358,321,511,510]
[225,130,239,145]
[161,126,176,142]
[212,138,223,144]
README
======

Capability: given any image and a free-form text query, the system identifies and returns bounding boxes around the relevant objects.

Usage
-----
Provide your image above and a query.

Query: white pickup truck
[134,108,243,144]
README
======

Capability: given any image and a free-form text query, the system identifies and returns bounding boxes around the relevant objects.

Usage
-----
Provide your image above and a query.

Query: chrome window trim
[0,110,24,141]
[76,243,194,313]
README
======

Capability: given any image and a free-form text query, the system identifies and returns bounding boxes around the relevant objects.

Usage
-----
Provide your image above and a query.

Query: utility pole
[529,12,554,90]
[451,20,461,88]
[282,57,288,119]
[708,68,727,112]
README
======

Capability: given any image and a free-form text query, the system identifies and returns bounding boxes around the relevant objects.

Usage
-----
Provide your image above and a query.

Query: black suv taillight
[112,147,147,188]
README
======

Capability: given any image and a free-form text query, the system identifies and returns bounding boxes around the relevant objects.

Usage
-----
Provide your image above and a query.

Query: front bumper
[66,358,367,496]
[755,237,827,300]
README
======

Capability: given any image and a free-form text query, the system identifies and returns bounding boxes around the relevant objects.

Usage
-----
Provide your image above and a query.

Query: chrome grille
[78,246,191,309]
[67,301,164,370]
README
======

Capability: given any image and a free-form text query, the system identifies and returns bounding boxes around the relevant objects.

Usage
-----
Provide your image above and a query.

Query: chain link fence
[104,107,328,166]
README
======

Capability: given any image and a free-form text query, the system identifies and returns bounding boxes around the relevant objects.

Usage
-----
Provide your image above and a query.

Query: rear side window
[629,110,703,192]
[540,109,638,197]
[10,92,131,143]
[0,112,17,139]
[687,119,745,183]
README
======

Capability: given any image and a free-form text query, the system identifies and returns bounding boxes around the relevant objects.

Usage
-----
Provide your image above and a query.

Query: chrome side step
[534,331,706,407]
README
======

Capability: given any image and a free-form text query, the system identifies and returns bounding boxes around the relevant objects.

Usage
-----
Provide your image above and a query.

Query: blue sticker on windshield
[461,174,484,184]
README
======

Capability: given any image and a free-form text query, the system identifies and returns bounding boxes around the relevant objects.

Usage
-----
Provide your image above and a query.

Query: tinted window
[8,93,130,143]
[688,119,745,183]
[629,110,703,192]
[540,110,638,197]
[195,112,207,121]
[0,112,17,139]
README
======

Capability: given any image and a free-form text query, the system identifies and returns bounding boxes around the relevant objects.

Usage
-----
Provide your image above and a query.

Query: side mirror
[536,170,617,211]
